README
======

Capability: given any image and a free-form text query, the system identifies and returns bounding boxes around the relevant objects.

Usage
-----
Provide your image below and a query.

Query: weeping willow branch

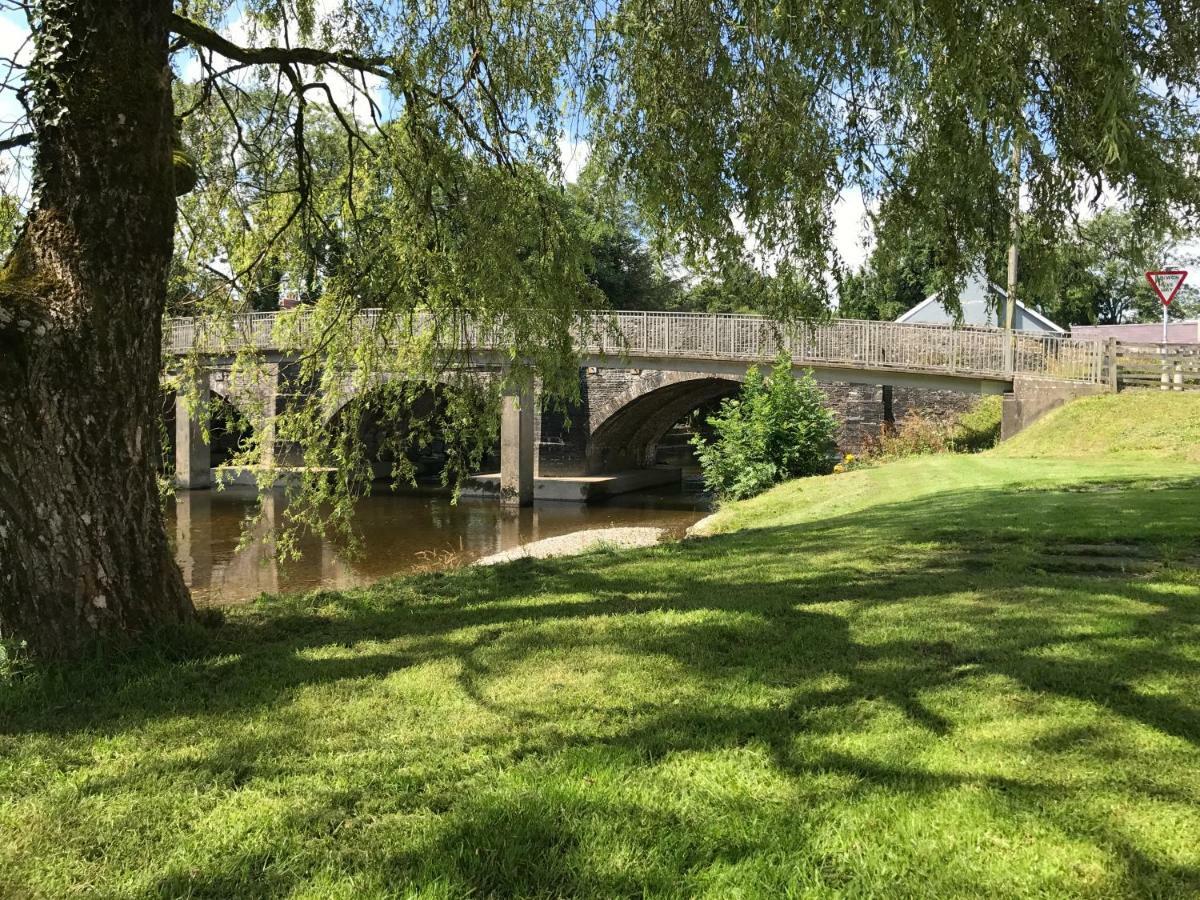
[169,14,392,79]
[0,132,32,152]
[169,12,512,168]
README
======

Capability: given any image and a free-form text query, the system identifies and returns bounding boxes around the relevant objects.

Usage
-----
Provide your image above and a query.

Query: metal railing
[164,309,1108,385]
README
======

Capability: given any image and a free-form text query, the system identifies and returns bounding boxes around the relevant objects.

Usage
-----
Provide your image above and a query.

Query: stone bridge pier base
[500,383,535,507]
[175,375,211,490]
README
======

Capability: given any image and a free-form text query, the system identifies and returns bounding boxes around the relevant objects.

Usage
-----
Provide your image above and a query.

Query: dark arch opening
[655,395,728,467]
[326,382,500,492]
[158,389,252,476]
[208,392,255,468]
[587,377,743,474]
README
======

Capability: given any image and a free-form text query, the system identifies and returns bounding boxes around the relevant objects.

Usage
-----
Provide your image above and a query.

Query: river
[169,483,711,605]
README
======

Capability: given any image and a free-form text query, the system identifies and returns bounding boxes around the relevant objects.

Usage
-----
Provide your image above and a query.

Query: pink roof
[1071,322,1200,344]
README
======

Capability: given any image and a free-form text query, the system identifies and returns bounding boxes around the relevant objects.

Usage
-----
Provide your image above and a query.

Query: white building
[895,274,1065,334]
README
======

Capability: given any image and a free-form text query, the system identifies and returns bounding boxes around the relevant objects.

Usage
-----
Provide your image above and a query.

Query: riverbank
[3,393,1199,897]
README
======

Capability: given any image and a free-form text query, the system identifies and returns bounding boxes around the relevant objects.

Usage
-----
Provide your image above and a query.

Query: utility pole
[1005,135,1020,373]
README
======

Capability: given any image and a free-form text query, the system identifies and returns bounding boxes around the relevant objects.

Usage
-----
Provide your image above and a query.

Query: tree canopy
[24,0,1196,319]
[1023,209,1200,325]
[3,0,1200,657]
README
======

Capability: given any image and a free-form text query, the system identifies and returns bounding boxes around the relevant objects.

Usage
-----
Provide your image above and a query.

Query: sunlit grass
[2,436,1199,896]
[995,390,1200,463]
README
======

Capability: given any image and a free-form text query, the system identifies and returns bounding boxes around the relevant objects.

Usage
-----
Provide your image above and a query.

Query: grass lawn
[2,393,1200,898]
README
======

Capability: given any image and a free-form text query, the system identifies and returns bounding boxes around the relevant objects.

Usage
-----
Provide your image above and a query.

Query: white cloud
[0,9,30,64]
[723,189,875,292]
[1073,179,1124,220]
[558,136,590,184]
[175,50,202,85]
[831,188,873,272]
[729,210,780,274]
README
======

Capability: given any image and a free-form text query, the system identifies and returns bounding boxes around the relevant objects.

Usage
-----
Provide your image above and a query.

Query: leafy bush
[866,411,953,460]
[867,396,1003,461]
[949,395,1003,452]
[692,355,838,501]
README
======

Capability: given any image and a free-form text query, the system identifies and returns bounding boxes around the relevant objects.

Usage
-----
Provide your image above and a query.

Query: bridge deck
[165,309,1108,387]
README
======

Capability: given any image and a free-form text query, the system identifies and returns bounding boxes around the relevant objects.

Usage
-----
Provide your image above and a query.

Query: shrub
[866,411,953,460]
[866,396,1003,461]
[693,355,838,501]
[950,395,1003,452]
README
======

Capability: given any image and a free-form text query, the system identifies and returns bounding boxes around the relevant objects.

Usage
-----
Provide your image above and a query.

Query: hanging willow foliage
[2,0,1198,655]
[161,0,1200,553]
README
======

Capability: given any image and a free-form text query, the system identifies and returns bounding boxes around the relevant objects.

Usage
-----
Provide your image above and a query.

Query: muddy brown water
[169,484,711,605]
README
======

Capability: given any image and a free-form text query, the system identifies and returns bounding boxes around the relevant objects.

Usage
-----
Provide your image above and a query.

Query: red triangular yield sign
[1146,270,1188,307]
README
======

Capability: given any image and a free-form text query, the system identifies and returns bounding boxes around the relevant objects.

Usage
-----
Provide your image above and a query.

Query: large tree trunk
[0,0,193,658]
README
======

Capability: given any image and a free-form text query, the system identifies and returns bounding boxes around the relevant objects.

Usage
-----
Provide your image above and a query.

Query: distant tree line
[574,165,1200,325]
[838,208,1198,326]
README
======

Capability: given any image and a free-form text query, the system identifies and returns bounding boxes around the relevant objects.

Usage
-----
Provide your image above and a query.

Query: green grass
[995,390,1200,463]
[3,397,1200,897]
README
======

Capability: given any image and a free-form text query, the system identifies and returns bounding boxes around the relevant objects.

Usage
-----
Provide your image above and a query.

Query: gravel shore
[473,526,667,566]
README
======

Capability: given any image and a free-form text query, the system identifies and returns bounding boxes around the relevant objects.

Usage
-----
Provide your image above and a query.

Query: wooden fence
[1116,343,1200,391]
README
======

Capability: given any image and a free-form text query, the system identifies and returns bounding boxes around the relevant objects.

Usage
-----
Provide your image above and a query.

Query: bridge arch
[586,372,744,473]
[319,370,463,426]
[324,376,500,486]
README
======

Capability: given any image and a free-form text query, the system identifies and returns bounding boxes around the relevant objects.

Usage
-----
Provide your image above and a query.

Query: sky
[0,4,30,198]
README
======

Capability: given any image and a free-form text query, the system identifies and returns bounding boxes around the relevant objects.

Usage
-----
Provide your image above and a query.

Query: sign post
[1145,270,1189,343]
[1146,270,1188,391]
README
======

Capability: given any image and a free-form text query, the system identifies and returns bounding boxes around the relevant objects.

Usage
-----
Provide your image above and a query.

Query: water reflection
[170,484,710,605]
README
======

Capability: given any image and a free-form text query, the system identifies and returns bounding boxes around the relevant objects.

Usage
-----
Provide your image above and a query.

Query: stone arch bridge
[165,310,1111,505]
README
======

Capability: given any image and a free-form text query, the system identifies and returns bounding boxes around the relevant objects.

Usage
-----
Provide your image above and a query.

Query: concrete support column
[258,363,281,470]
[500,383,535,507]
[227,361,297,470]
[264,362,307,468]
[175,376,211,489]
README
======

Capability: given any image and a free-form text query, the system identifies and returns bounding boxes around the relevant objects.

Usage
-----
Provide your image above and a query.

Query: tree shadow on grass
[6,475,1199,896]
[3,475,1197,742]
[135,700,1200,897]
